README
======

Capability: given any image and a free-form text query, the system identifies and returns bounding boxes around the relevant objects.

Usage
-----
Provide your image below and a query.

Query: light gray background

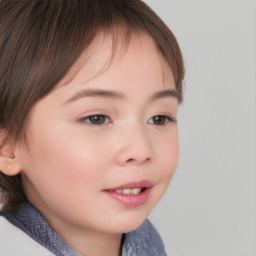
[146,1,256,256]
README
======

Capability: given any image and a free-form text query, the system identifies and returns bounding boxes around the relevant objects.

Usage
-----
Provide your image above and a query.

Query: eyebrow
[64,89,125,104]
[64,88,178,104]
[151,89,179,101]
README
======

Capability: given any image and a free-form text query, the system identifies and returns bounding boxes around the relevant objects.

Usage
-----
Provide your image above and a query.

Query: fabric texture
[0,216,55,256]
[2,204,167,256]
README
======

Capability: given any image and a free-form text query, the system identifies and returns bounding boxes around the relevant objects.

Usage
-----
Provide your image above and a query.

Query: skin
[13,33,179,256]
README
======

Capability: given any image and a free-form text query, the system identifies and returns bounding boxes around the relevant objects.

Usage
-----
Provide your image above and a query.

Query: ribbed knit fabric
[124,219,167,256]
[3,204,167,256]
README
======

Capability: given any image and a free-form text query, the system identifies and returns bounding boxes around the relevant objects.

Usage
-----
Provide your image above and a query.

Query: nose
[114,124,153,166]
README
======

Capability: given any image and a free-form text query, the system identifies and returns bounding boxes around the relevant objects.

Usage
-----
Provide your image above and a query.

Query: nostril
[116,144,153,166]
[126,157,151,164]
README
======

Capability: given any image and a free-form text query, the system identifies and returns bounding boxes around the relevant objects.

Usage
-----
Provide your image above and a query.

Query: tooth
[122,188,132,194]
[131,188,141,194]
[115,188,142,194]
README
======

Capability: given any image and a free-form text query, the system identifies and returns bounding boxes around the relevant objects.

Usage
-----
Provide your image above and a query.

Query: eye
[147,115,174,125]
[80,115,110,125]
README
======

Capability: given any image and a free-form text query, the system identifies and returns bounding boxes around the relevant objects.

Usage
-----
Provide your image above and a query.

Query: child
[0,0,184,255]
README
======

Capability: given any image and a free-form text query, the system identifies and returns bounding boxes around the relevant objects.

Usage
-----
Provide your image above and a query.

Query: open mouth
[104,180,153,195]
[108,187,147,195]
[103,180,153,206]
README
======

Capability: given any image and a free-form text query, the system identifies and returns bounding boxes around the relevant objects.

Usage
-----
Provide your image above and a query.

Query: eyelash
[147,115,175,125]
[79,114,175,126]
[80,115,110,125]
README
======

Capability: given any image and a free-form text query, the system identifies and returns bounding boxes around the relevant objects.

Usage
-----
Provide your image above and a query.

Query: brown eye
[152,116,165,125]
[147,115,173,125]
[83,115,109,125]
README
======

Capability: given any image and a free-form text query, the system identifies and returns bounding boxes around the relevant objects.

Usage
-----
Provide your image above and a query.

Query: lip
[106,180,153,191]
[103,180,153,207]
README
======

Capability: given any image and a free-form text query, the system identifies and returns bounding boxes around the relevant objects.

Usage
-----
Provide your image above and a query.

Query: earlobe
[0,130,21,176]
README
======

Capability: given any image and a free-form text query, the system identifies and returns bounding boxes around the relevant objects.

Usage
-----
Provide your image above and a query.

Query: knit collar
[3,204,81,256]
[3,204,166,256]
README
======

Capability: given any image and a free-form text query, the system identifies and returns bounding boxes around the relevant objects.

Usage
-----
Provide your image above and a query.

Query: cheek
[148,129,179,207]
[156,129,179,180]
[42,138,105,185]
[19,130,109,202]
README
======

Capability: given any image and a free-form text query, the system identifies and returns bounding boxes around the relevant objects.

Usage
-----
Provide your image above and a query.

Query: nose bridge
[115,121,153,165]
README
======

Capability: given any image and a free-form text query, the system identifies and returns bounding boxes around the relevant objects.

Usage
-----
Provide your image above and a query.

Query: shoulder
[123,219,167,256]
[0,216,54,256]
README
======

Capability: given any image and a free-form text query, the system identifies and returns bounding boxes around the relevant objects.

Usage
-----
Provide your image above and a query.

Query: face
[16,33,179,237]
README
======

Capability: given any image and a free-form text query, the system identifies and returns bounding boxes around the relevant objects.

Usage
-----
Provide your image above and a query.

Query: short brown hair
[0,0,184,212]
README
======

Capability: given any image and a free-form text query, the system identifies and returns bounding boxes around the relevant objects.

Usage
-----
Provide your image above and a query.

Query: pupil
[90,115,104,124]
[154,116,165,125]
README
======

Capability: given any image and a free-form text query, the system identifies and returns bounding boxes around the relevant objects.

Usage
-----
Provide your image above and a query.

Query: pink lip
[103,180,153,207]
[107,180,153,191]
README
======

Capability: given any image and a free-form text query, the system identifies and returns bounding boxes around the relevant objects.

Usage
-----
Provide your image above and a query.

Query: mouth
[103,180,153,207]
[110,187,147,195]
[104,180,153,193]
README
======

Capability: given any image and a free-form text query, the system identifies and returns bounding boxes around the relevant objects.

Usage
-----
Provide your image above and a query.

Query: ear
[0,129,21,176]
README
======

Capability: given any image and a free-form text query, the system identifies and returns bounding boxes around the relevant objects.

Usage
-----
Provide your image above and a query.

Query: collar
[3,204,166,256]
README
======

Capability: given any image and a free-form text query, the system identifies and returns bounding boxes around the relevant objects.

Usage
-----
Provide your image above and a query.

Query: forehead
[56,31,174,89]
[22,31,177,144]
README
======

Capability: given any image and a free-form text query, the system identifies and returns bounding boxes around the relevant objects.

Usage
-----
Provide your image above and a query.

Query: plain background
[146,1,256,256]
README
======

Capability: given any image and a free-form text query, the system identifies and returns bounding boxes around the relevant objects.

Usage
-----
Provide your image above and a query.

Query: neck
[44,213,123,256]
[60,229,123,256]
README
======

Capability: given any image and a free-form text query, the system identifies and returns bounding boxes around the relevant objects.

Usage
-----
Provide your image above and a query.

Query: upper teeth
[116,188,142,195]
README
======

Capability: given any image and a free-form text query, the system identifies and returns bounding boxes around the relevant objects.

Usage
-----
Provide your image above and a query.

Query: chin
[104,210,151,234]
